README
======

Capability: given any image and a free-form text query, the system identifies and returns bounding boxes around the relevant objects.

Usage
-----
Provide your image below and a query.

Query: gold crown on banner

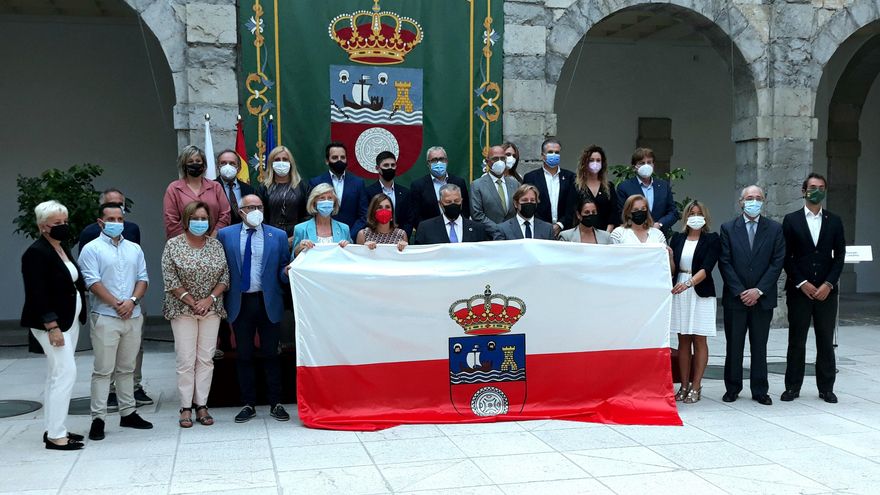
[328,0,424,65]
[449,285,527,336]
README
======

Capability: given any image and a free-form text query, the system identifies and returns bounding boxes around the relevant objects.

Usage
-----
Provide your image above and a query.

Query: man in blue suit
[718,185,786,406]
[364,150,415,238]
[218,194,291,423]
[616,147,680,233]
[308,142,368,234]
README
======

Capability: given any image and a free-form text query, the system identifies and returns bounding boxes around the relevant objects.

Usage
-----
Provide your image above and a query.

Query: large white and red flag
[290,240,680,431]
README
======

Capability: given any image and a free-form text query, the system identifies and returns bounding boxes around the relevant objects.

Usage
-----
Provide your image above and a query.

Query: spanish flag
[235,118,251,184]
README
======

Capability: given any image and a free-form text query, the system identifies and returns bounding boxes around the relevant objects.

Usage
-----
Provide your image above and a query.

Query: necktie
[496,179,507,211]
[524,221,532,239]
[747,221,756,249]
[448,221,459,243]
[241,228,255,292]
[227,183,239,217]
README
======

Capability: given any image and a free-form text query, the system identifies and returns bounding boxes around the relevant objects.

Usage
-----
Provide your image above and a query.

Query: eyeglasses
[240,205,264,212]
[428,157,447,164]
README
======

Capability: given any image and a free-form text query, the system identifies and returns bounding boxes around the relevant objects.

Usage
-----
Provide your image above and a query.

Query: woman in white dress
[669,201,721,404]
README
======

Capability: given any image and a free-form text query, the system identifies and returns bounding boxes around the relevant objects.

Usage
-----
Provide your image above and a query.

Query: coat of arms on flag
[448,285,527,417]
[328,1,424,178]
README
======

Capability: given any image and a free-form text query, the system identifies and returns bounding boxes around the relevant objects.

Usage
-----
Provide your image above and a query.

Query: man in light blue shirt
[78,203,152,440]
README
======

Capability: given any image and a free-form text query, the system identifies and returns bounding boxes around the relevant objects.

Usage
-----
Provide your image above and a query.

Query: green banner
[238,0,503,186]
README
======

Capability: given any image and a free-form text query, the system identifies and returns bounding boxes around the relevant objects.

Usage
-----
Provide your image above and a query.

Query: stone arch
[811,0,880,73]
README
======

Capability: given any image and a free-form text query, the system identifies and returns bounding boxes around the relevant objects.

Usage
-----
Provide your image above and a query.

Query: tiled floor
[2,325,880,494]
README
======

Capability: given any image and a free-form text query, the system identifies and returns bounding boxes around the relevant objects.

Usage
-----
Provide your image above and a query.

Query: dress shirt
[240,224,264,293]
[78,233,149,318]
[640,179,655,211]
[221,179,243,207]
[332,172,346,203]
[444,214,463,243]
[381,181,396,208]
[432,176,448,201]
[804,206,822,246]
[517,214,533,238]
[543,167,560,223]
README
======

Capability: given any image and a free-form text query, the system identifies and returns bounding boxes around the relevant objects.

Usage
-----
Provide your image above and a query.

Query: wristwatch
[684,279,693,288]
[210,294,218,303]
[130,296,140,305]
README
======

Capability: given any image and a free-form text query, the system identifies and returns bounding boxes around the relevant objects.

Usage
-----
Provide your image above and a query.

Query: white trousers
[90,314,143,419]
[30,310,81,439]
[171,314,220,408]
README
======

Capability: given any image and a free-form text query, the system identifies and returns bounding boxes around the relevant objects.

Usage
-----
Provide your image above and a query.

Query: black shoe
[89,418,105,441]
[44,438,84,451]
[819,391,838,403]
[722,392,738,403]
[235,405,256,423]
[120,412,153,429]
[134,388,154,406]
[753,395,773,405]
[780,390,800,402]
[43,431,84,442]
[270,404,290,422]
[107,392,118,411]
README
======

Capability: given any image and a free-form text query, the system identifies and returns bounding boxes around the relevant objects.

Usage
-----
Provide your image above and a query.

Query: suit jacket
[616,177,680,231]
[78,221,141,253]
[409,173,471,227]
[522,167,577,229]
[21,237,87,332]
[470,174,518,238]
[559,226,613,244]
[291,218,352,258]
[364,181,415,238]
[215,178,256,225]
[413,216,487,244]
[218,224,290,324]
[496,216,554,240]
[782,208,846,292]
[718,216,785,310]
[308,172,368,234]
[670,231,721,298]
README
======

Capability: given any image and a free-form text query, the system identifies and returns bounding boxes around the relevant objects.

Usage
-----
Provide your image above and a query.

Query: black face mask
[186,164,205,177]
[329,160,347,176]
[519,202,537,219]
[442,203,462,221]
[380,168,396,182]
[49,224,72,242]
[580,214,599,229]
[631,210,649,226]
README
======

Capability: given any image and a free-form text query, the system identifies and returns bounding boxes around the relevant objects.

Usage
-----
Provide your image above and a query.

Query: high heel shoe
[684,386,702,404]
[43,436,84,451]
[675,384,690,402]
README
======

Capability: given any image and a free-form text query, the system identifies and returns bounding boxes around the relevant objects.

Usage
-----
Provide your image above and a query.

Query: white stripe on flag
[204,120,216,180]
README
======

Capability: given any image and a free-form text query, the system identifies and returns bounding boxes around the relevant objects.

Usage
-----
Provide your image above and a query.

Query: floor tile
[437,421,525,436]
[447,431,553,457]
[398,487,504,495]
[175,437,271,461]
[277,465,388,495]
[598,470,728,494]
[273,442,373,471]
[378,459,492,492]
[170,456,276,494]
[356,424,444,442]
[610,424,719,446]
[532,425,637,451]
[565,446,680,477]
[0,459,75,491]
[695,464,832,495]
[761,446,880,490]
[498,478,614,495]
[267,423,361,447]
[650,440,771,469]
[472,452,587,484]
[763,412,876,438]
[364,436,466,465]
[66,455,174,489]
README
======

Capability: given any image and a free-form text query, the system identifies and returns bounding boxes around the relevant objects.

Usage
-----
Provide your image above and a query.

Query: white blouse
[610,226,666,245]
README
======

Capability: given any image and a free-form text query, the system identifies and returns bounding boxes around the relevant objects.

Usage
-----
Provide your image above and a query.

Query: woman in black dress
[259,145,308,248]
[574,144,618,232]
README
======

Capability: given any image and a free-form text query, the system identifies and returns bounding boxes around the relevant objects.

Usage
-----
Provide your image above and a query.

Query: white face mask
[686,215,706,230]
[489,159,506,176]
[588,161,602,174]
[245,209,263,227]
[505,155,516,169]
[272,161,291,177]
[220,164,238,180]
[637,163,654,179]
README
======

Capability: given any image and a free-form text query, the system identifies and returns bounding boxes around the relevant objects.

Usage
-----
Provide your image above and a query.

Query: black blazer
[413,216,487,244]
[410,173,471,227]
[364,181,415,238]
[20,237,87,332]
[670,231,721,298]
[215,178,256,225]
[522,167,577,229]
[718,215,786,310]
[782,208,846,292]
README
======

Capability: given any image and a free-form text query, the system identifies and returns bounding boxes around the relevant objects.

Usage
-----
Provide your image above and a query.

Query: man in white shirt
[522,137,576,238]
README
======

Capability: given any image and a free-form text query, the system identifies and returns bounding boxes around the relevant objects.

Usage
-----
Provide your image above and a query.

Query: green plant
[14,164,104,247]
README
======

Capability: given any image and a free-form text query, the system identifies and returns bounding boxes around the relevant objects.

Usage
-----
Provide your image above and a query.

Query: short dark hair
[631,147,655,166]
[375,150,396,166]
[325,141,347,159]
[217,148,238,161]
[541,137,561,153]
[98,202,124,219]
[802,172,827,190]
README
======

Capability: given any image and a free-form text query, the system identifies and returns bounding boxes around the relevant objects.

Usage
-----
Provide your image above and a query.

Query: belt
[679,270,692,274]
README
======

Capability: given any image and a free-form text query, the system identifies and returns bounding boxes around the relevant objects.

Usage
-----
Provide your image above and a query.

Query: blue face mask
[430,162,447,178]
[188,219,210,236]
[316,200,335,217]
[101,221,124,238]
[545,153,560,167]
[743,199,763,218]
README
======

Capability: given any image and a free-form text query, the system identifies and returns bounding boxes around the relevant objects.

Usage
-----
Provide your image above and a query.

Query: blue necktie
[448,221,459,243]
[241,228,255,292]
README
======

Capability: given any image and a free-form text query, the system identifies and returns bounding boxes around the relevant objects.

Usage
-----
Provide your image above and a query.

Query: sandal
[675,384,690,402]
[179,407,193,428]
[195,405,214,426]
[684,386,702,404]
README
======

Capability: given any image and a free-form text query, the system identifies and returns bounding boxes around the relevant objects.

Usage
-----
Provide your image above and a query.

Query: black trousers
[232,292,282,406]
[724,306,773,398]
[785,289,837,393]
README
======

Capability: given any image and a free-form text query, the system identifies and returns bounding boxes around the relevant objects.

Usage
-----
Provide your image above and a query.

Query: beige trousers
[90,313,143,419]
[171,314,220,408]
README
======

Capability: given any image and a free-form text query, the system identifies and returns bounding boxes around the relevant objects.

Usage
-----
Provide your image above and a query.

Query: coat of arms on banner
[449,285,527,417]
[328,1,424,178]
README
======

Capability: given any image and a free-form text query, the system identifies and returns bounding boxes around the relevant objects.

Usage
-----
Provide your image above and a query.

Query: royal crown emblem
[449,285,526,336]
[328,0,424,66]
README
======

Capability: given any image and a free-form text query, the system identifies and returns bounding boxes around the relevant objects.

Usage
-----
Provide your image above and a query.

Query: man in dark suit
[308,142,368,234]
[718,185,785,405]
[414,184,486,244]
[218,194,291,423]
[497,184,554,240]
[216,149,256,225]
[781,173,846,404]
[522,137,576,238]
[364,150,415,238]
[616,147,680,233]
[410,146,471,228]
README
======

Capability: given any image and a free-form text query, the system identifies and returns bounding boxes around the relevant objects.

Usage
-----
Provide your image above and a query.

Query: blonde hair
[512,184,540,204]
[176,145,206,179]
[621,194,654,228]
[305,183,340,216]
[681,200,711,233]
[35,200,68,226]
[261,146,302,189]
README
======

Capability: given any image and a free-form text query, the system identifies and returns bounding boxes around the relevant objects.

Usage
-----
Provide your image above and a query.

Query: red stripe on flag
[297,348,680,431]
